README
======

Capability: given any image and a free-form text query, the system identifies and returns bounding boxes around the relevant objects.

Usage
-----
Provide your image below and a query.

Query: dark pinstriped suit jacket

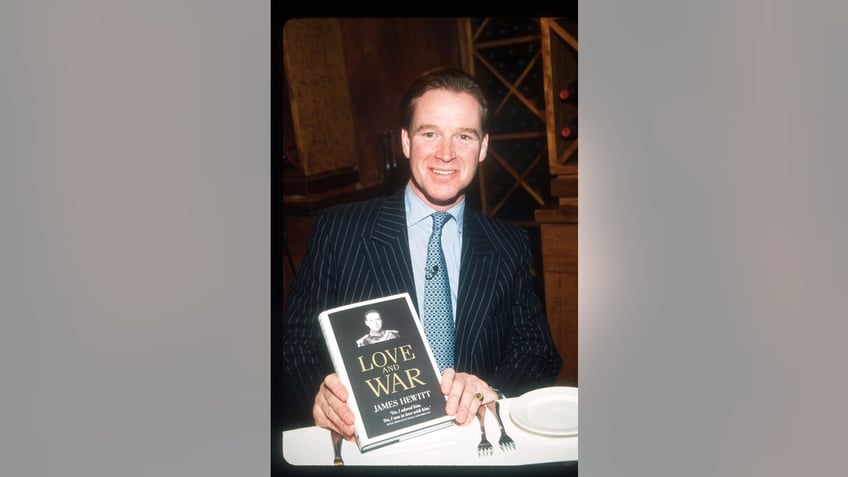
[281,189,562,423]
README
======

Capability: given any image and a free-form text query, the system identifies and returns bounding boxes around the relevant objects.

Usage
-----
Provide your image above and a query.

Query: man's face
[401,89,489,210]
[365,313,382,331]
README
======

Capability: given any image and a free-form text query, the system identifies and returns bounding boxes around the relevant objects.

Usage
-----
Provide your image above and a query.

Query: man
[355,309,399,348]
[281,66,562,440]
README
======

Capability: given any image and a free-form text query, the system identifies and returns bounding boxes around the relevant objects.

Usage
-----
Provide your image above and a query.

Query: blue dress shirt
[405,184,464,320]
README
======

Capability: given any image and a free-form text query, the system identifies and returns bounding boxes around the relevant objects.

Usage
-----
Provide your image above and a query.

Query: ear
[478,133,489,163]
[401,128,411,158]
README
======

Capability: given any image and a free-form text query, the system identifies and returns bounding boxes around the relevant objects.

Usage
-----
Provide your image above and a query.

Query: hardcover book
[318,292,455,452]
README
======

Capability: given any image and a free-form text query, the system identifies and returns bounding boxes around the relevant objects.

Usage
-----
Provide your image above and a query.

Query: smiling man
[281,66,562,441]
[402,86,489,209]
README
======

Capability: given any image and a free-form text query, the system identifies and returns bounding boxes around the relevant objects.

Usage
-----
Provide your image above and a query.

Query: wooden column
[537,17,578,386]
[536,204,577,386]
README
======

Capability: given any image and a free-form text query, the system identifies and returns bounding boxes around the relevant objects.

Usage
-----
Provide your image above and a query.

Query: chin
[425,192,460,208]
[411,179,463,207]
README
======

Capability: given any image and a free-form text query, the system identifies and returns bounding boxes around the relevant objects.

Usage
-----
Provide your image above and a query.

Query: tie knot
[431,211,451,231]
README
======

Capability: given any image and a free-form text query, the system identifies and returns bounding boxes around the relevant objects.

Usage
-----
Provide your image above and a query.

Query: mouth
[431,168,456,176]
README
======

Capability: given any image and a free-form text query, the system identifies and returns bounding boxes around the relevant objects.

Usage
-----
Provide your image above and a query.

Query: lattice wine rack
[461,17,578,223]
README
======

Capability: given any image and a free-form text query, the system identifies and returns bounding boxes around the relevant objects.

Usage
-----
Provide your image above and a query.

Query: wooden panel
[540,223,577,386]
[283,18,358,176]
[544,271,577,386]
[339,18,462,187]
[550,174,577,198]
[282,167,360,196]
[535,199,578,225]
[541,223,577,272]
[283,182,384,216]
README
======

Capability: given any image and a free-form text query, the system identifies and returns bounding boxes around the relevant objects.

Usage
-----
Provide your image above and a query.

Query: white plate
[509,386,578,437]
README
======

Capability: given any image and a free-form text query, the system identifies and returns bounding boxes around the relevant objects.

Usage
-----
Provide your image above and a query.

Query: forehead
[412,89,482,130]
[365,313,381,320]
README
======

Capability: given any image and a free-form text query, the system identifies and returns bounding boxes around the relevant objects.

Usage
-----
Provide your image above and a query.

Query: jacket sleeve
[458,222,563,398]
[279,210,338,426]
[490,235,563,396]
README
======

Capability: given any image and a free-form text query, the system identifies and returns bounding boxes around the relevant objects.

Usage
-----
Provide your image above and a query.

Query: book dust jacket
[319,293,453,450]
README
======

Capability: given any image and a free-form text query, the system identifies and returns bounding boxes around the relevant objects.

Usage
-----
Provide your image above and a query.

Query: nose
[435,138,455,161]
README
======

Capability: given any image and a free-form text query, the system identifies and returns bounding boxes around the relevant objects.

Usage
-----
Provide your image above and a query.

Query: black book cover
[318,293,455,452]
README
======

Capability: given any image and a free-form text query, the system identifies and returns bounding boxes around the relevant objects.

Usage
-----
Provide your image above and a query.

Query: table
[281,397,577,467]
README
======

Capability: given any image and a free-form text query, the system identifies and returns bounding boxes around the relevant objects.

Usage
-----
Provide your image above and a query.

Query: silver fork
[475,405,493,456]
[487,400,516,451]
[330,430,344,466]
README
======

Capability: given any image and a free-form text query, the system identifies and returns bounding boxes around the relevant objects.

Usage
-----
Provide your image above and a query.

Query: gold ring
[475,392,484,403]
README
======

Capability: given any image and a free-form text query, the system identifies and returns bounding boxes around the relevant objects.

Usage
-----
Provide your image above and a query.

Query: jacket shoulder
[310,192,401,236]
[315,194,387,221]
[464,209,529,251]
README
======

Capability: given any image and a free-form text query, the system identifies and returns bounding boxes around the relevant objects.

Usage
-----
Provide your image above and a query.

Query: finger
[313,386,338,427]
[329,393,356,435]
[443,372,466,416]
[475,382,497,407]
[484,389,499,412]
[456,375,494,425]
[454,385,483,425]
[323,401,356,440]
[440,368,455,395]
[447,373,484,424]
[324,373,349,402]
[314,380,356,438]
[322,375,354,425]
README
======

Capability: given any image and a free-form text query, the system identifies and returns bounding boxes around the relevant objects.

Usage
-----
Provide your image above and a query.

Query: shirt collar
[404,183,465,231]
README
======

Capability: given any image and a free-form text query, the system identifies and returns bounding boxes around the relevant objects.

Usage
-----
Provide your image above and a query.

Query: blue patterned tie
[422,211,455,372]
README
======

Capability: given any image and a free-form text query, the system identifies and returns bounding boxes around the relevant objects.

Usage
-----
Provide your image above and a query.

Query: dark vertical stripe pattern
[281,190,562,423]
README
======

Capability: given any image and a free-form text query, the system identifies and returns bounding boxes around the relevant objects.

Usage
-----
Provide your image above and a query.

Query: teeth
[432,169,454,175]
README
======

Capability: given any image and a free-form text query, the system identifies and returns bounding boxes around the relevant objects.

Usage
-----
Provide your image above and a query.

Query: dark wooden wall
[281,17,463,305]
[338,18,463,187]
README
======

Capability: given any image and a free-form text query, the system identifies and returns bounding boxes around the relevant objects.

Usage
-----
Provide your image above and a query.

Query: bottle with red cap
[558,80,577,106]
[560,119,577,140]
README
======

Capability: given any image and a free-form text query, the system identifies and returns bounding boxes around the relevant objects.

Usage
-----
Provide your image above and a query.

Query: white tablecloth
[282,397,578,466]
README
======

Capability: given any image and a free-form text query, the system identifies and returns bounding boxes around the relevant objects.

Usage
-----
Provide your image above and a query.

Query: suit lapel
[363,191,418,305]
[359,195,498,366]
[455,211,496,361]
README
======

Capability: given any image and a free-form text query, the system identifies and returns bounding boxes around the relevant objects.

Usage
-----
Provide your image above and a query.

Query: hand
[439,368,499,426]
[312,373,356,441]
